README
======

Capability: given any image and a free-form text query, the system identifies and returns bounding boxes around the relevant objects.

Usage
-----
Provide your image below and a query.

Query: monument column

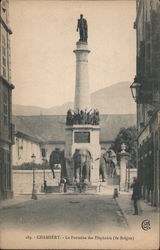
[74,42,91,112]
[65,14,101,190]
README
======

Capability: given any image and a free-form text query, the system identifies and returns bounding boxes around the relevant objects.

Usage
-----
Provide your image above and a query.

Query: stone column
[119,144,130,192]
[73,41,91,112]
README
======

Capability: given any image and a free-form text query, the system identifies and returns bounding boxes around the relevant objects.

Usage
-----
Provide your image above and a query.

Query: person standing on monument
[77,14,88,42]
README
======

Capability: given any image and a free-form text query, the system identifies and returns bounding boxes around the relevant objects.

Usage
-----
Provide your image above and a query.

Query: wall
[13,136,113,166]
[0,0,14,200]
[12,135,42,166]
[13,169,61,195]
[0,0,12,81]
[135,0,160,208]
[41,142,65,162]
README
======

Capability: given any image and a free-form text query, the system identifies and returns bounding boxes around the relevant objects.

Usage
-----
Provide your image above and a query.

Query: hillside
[13,82,135,115]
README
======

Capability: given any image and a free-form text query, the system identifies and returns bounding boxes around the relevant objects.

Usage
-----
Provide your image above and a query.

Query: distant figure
[113,188,118,199]
[63,178,67,193]
[77,14,88,42]
[131,177,141,215]
[44,180,47,192]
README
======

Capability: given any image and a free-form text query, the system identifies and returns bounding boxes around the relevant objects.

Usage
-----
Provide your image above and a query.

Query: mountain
[91,81,136,114]
[13,102,74,116]
[13,104,44,116]
[13,82,135,115]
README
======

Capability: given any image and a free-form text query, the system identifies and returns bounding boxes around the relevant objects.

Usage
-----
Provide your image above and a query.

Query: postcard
[0,0,159,249]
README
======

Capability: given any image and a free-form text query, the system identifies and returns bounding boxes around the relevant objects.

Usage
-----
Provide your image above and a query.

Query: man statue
[66,109,73,125]
[77,14,88,42]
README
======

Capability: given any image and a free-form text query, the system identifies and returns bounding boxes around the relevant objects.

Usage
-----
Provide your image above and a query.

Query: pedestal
[65,125,101,186]
[119,152,130,191]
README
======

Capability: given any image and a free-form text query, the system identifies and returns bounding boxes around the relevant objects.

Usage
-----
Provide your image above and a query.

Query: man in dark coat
[131,177,141,215]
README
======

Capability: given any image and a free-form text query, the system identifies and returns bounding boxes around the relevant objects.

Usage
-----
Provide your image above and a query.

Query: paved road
[0,194,128,233]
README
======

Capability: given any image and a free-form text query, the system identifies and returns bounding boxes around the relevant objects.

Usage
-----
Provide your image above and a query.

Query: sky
[10,0,136,108]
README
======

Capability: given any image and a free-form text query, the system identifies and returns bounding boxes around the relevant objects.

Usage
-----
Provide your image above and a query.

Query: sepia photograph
[0,0,159,249]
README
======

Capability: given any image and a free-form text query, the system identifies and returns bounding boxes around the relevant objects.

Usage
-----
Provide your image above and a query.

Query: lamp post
[42,156,46,192]
[130,76,141,102]
[130,76,141,189]
[31,153,37,200]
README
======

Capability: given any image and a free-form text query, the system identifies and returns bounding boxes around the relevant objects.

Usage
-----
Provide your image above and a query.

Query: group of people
[66,109,100,126]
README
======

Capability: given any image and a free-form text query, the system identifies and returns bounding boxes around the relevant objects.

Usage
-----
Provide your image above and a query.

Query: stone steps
[45,186,60,193]
[66,184,98,194]
[45,182,119,195]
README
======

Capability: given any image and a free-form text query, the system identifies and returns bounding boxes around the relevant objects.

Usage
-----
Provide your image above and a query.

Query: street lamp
[42,156,46,192]
[130,76,141,102]
[31,153,37,200]
[41,148,46,192]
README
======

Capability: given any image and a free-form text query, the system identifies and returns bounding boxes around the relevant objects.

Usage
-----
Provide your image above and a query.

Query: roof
[13,114,136,143]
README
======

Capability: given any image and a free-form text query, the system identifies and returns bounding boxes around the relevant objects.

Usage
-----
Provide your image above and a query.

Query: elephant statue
[99,153,108,182]
[49,149,66,179]
[73,149,91,183]
[99,149,117,181]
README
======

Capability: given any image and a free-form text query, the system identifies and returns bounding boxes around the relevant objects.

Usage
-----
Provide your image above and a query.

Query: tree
[111,126,137,168]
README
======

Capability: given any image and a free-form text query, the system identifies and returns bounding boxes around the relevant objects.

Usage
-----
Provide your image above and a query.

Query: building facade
[0,0,14,200]
[12,133,42,166]
[133,0,160,207]
[12,114,136,167]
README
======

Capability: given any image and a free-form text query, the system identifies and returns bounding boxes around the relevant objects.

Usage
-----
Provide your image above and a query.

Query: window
[3,90,8,125]
[2,34,7,78]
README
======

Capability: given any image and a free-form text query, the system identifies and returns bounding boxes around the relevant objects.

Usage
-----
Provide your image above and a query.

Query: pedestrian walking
[131,177,141,215]
[113,188,118,198]
[63,178,67,193]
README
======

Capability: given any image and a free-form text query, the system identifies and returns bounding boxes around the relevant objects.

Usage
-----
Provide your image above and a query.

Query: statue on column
[66,109,73,125]
[77,14,88,42]
[66,108,100,125]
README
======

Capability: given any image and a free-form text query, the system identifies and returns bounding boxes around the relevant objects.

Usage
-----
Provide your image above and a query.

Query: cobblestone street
[0,194,128,233]
[0,193,159,249]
